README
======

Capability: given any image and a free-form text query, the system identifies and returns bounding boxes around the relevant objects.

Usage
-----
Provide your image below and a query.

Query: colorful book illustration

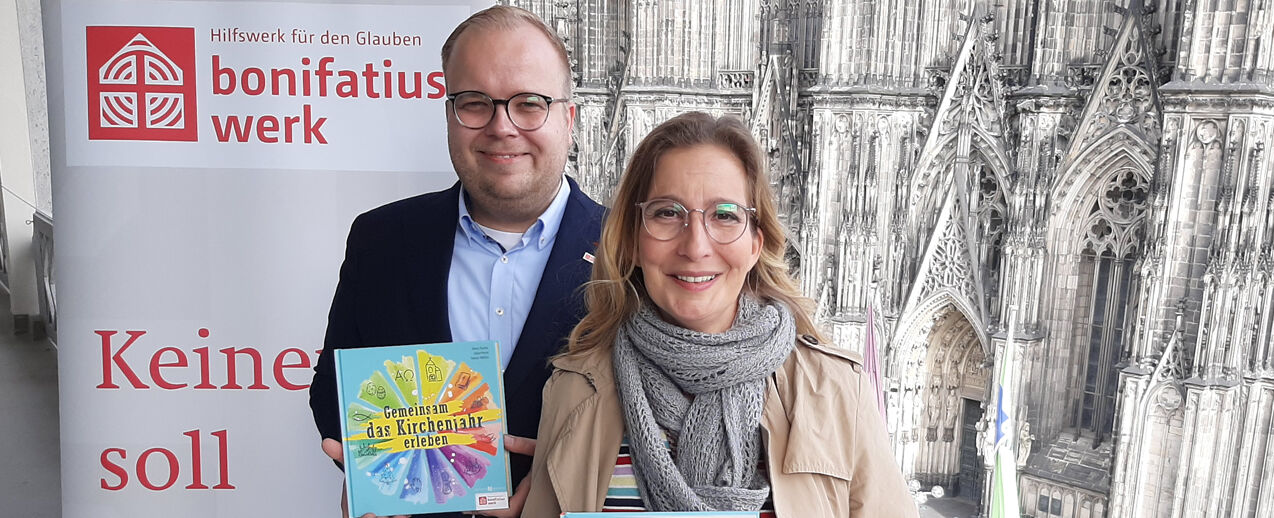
[563,513,761,517]
[335,341,509,517]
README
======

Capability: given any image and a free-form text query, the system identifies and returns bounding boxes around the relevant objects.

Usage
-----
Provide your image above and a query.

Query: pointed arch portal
[892,296,991,505]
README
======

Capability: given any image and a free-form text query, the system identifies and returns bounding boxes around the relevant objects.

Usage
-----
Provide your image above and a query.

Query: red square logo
[87,26,198,142]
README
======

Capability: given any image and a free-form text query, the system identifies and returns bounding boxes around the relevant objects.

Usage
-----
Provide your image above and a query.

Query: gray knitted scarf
[612,295,796,512]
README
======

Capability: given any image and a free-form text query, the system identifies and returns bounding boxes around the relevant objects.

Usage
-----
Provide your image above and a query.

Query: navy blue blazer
[309,176,605,497]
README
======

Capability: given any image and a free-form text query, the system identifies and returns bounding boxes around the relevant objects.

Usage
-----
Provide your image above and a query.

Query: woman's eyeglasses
[636,199,757,244]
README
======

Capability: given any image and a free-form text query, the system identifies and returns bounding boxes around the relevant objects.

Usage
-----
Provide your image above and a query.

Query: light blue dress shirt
[447,178,571,370]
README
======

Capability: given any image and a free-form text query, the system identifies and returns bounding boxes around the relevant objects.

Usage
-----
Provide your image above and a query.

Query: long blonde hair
[564,112,826,358]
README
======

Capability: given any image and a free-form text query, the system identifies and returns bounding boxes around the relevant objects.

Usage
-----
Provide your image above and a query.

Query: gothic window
[974,161,1006,321]
[835,122,857,231]
[1071,168,1149,443]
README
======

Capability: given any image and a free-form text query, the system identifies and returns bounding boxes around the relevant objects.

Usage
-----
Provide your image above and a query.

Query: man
[308,6,605,517]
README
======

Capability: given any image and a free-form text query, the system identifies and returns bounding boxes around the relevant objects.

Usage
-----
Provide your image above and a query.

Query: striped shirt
[603,436,777,517]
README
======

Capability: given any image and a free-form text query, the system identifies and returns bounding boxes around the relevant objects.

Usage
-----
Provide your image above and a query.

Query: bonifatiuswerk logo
[87,26,197,142]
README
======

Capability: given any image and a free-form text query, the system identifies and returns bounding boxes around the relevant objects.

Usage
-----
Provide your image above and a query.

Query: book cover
[335,341,509,517]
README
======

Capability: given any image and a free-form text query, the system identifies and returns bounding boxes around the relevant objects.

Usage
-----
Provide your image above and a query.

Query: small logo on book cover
[475,492,508,510]
[87,26,198,141]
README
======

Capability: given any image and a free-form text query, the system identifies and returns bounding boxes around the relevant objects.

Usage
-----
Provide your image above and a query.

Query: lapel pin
[583,252,595,264]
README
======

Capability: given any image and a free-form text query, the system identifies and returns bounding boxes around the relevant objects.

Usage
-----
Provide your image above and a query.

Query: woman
[522,112,916,517]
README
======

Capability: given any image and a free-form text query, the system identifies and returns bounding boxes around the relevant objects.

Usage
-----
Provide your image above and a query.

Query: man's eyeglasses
[446,90,567,131]
[636,199,757,244]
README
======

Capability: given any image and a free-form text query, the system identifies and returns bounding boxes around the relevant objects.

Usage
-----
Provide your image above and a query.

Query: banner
[47,1,475,516]
[990,310,1021,518]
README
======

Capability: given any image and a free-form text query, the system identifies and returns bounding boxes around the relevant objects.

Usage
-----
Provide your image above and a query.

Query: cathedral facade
[512,0,1274,516]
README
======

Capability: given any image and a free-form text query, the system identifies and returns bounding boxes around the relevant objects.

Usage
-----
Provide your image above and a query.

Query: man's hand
[503,434,537,457]
[474,435,537,518]
[321,438,408,518]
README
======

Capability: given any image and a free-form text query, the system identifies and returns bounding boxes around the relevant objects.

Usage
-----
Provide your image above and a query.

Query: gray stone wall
[517,0,1274,515]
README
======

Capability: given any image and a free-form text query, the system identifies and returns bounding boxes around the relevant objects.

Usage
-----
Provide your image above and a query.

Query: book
[334,341,509,517]
[563,513,760,517]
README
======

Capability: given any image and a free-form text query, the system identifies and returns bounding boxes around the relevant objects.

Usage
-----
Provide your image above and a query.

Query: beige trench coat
[522,336,920,518]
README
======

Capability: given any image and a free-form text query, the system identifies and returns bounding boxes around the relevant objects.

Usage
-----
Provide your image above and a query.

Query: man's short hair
[440,5,573,96]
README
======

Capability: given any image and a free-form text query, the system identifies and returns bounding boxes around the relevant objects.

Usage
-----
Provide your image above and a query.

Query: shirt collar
[456,176,571,251]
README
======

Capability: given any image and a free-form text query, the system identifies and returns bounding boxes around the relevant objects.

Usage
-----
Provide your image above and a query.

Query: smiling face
[444,24,575,231]
[636,144,763,334]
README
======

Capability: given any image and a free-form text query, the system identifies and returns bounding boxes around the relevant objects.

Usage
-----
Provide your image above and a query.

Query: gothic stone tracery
[514,0,1274,516]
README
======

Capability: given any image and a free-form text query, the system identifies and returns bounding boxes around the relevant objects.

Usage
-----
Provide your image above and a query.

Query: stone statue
[975,416,989,463]
[1017,421,1035,467]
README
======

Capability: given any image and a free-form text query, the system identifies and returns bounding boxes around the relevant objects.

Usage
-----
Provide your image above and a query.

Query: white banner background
[48,1,485,516]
